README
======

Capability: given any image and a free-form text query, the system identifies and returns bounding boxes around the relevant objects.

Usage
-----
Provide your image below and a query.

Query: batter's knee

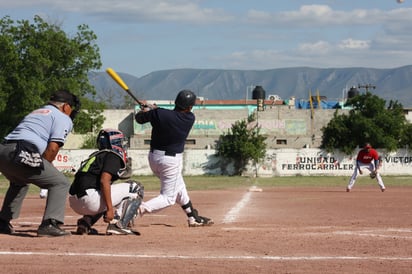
[165,196,177,206]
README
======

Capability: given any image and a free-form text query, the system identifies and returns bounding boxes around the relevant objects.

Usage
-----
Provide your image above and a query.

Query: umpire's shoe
[37,219,71,237]
[0,218,14,234]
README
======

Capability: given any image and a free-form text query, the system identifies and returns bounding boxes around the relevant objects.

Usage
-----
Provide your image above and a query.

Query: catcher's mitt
[370,170,377,179]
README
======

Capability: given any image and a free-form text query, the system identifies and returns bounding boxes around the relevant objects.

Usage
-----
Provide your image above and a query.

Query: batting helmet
[174,90,196,110]
[97,128,127,164]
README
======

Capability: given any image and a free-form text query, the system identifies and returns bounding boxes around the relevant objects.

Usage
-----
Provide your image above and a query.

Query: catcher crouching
[69,129,144,235]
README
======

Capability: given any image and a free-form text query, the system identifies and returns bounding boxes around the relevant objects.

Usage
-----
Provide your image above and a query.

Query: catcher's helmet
[97,128,127,164]
[174,90,196,110]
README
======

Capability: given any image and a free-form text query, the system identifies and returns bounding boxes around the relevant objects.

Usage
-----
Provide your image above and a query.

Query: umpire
[0,90,80,237]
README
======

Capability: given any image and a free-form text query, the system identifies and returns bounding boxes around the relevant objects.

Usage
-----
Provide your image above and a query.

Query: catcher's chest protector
[78,149,126,175]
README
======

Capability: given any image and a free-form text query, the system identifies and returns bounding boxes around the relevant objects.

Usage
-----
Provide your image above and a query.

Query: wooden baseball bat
[106,67,144,107]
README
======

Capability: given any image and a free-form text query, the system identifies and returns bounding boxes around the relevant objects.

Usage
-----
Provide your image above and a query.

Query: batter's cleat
[188,216,214,227]
[106,223,137,235]
[346,188,351,192]
[37,219,71,237]
[0,219,14,234]
[381,188,386,192]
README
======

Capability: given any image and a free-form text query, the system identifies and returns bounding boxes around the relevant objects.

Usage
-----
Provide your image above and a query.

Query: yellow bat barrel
[106,67,129,91]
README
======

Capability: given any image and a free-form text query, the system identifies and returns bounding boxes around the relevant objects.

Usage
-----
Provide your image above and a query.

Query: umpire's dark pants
[0,143,70,224]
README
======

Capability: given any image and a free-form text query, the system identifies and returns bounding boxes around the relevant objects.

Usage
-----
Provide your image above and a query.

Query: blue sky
[2,1,411,77]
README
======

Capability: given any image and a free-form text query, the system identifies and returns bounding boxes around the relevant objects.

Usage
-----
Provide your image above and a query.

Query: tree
[400,123,412,149]
[216,116,267,176]
[0,15,104,138]
[321,92,411,154]
[73,99,105,134]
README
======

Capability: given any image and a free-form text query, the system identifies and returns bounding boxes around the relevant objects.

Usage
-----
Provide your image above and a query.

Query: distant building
[65,98,412,150]
[129,98,348,150]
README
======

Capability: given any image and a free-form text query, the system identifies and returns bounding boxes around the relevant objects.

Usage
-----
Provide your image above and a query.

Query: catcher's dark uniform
[68,150,139,233]
[69,150,123,198]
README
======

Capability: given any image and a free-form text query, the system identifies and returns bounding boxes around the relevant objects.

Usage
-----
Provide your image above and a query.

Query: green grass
[1,174,411,196]
[182,175,412,190]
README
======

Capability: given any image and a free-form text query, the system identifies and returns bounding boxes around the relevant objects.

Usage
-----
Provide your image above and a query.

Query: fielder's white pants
[347,162,385,190]
[140,150,190,214]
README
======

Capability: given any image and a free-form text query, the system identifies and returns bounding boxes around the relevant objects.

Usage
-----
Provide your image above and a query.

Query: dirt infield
[0,185,411,273]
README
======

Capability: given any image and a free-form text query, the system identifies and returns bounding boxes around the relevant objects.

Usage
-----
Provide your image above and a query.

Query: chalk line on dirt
[302,228,412,239]
[0,251,412,261]
[222,191,251,223]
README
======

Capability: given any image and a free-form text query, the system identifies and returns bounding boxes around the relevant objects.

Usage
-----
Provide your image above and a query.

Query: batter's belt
[150,148,178,157]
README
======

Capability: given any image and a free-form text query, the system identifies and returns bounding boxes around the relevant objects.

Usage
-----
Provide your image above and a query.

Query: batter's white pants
[140,150,190,214]
[69,182,138,217]
[347,162,385,191]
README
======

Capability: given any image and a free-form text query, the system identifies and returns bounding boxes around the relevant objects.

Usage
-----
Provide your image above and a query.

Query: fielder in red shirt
[346,143,385,192]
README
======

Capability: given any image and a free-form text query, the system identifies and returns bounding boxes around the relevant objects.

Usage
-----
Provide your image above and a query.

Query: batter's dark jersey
[135,108,195,154]
[69,151,123,196]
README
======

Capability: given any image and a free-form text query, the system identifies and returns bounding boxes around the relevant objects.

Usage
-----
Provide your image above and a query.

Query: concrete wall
[53,148,412,177]
[405,109,412,123]
[98,109,135,138]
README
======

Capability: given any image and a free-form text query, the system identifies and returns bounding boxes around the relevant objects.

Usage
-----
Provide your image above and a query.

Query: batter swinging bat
[106,68,144,107]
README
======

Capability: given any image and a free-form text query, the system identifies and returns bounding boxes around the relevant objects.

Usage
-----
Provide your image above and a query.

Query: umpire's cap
[174,89,196,110]
[50,90,81,120]
[50,90,76,106]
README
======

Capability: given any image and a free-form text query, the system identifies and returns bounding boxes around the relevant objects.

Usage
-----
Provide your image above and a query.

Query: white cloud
[246,5,412,26]
[299,41,331,53]
[1,0,233,24]
[235,4,412,69]
[3,2,412,74]
[338,38,370,49]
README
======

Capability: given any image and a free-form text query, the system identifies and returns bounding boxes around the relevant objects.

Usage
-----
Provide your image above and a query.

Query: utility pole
[358,84,376,93]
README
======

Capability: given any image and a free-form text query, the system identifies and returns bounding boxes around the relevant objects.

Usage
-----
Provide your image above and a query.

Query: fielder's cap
[50,90,77,107]
[364,143,372,149]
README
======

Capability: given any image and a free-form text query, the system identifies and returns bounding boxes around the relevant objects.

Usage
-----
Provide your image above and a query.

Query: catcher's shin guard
[127,180,145,199]
[119,197,142,228]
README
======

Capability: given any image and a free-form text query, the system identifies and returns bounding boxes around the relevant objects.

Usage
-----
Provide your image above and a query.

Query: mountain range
[88,65,412,108]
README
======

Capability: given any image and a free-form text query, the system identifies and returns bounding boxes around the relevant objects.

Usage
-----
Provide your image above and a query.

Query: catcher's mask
[96,128,127,164]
